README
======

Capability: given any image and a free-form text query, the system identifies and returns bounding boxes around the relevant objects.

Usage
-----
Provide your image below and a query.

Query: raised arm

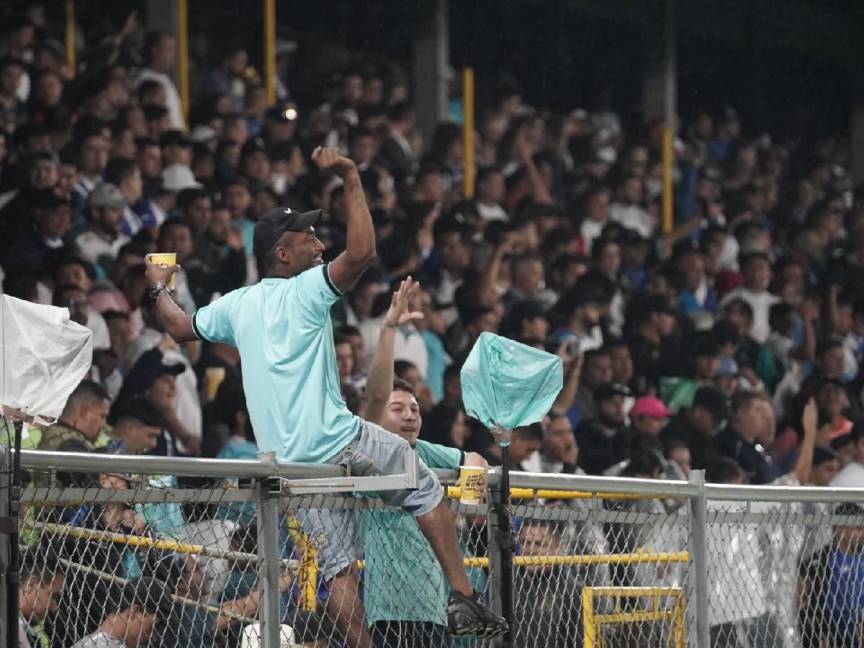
[145,260,197,343]
[792,398,818,485]
[312,147,377,292]
[365,278,424,424]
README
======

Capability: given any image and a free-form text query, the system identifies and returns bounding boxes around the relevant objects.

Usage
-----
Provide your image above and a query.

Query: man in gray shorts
[145,147,508,647]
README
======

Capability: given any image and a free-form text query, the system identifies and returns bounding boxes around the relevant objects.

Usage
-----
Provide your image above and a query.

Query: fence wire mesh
[705,499,864,648]
[18,473,275,648]
[513,495,689,648]
[11,452,864,648]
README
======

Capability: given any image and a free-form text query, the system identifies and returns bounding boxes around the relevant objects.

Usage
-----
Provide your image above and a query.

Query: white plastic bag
[0,295,93,423]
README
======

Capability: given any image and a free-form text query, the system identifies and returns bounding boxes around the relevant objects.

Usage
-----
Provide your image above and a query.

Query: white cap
[161,164,202,192]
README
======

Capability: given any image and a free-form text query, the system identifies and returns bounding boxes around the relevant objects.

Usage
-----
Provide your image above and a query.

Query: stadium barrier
[5,446,864,648]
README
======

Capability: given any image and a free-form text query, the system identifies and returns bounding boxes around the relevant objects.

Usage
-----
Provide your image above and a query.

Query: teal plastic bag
[460,332,563,432]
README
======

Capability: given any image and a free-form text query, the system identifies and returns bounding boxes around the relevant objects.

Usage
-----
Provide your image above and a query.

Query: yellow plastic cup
[146,252,177,289]
[205,367,227,401]
[458,466,487,504]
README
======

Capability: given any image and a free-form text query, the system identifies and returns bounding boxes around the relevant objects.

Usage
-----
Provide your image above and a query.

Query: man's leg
[415,501,472,595]
[325,564,372,648]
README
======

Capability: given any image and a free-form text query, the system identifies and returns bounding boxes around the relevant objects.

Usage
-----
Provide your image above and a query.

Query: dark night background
[43,0,864,140]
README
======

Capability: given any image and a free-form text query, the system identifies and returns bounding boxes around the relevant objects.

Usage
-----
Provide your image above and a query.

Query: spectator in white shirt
[719,251,779,343]
[474,166,509,223]
[135,31,185,130]
[830,422,864,487]
[580,185,611,254]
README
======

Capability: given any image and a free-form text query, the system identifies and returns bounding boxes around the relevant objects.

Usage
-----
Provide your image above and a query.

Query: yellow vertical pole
[463,67,475,199]
[582,587,595,648]
[662,124,673,234]
[176,0,190,125]
[264,0,276,105]
[298,535,318,611]
[64,0,76,79]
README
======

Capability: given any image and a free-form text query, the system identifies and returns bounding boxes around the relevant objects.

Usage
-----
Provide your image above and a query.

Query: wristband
[149,282,174,301]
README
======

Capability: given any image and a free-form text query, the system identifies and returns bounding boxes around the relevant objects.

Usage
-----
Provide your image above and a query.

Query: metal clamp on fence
[272,446,420,495]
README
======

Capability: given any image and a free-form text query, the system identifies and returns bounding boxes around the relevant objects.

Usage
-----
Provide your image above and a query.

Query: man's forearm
[342,170,376,262]
[365,325,397,424]
[155,292,196,343]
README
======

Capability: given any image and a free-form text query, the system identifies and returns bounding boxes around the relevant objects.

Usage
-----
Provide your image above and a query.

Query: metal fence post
[257,467,281,648]
[486,458,515,647]
[687,469,710,648]
[0,444,9,648]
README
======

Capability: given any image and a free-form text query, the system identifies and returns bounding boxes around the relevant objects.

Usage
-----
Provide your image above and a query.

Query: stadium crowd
[2,3,864,648]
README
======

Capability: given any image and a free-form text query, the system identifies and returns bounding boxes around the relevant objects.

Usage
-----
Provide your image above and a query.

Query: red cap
[630,396,671,419]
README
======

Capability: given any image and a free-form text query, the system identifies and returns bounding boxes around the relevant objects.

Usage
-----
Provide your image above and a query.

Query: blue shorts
[294,420,444,581]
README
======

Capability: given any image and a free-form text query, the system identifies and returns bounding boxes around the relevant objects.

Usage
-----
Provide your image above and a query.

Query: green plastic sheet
[460,332,563,432]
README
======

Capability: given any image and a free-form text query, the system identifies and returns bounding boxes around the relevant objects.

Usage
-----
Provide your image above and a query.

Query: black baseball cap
[692,386,729,422]
[253,206,322,257]
[112,576,174,615]
[108,396,166,429]
[594,383,632,402]
[119,348,185,398]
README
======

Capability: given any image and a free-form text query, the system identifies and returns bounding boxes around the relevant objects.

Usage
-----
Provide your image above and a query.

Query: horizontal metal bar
[15,449,344,479]
[703,483,864,502]
[20,487,256,504]
[504,469,701,497]
[280,472,416,495]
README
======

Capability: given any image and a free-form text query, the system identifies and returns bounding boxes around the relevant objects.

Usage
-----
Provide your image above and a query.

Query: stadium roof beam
[413,0,450,143]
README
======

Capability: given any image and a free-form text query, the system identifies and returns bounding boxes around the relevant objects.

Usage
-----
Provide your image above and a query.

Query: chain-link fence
[4,446,864,648]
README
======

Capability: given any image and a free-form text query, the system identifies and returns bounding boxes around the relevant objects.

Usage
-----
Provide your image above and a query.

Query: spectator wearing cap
[719,251,779,343]
[4,189,71,275]
[662,386,729,471]
[70,576,174,648]
[160,129,193,168]
[161,163,202,207]
[714,391,781,485]
[630,396,671,438]
[240,136,271,184]
[627,294,678,391]
[76,182,130,269]
[676,243,717,317]
[574,382,630,474]
[116,347,201,457]
[108,397,166,455]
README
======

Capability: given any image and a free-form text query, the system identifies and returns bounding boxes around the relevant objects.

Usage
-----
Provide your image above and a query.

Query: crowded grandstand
[1,1,864,647]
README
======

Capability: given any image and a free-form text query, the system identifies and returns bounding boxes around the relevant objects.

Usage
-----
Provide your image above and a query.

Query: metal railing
[5,446,864,648]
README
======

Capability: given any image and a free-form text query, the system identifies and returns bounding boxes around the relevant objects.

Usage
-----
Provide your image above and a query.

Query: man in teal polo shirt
[144,147,507,647]
[362,277,489,647]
